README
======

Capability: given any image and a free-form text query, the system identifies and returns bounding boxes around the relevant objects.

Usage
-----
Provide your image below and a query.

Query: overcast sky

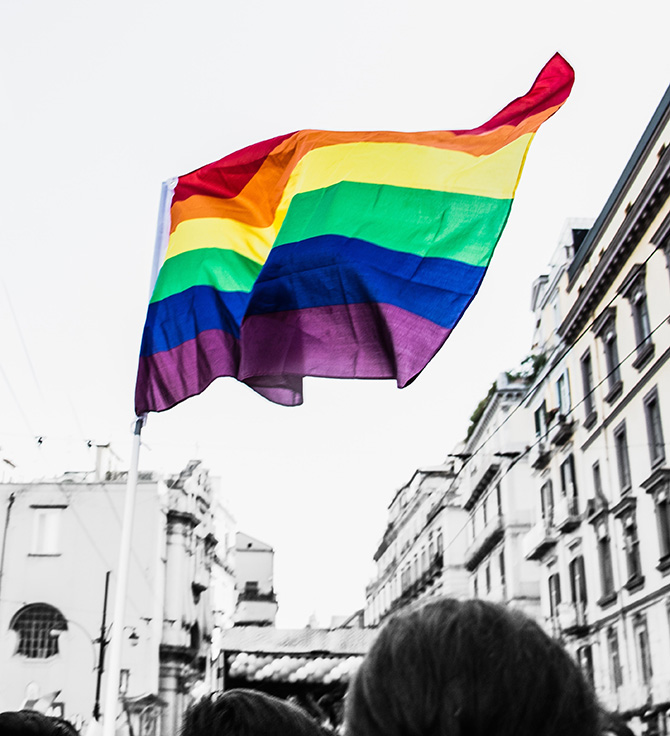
[1,0,669,627]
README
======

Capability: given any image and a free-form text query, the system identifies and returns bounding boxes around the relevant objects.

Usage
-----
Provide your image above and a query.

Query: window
[634,614,653,685]
[593,307,622,401]
[31,507,63,555]
[569,555,587,605]
[428,532,435,559]
[614,423,632,494]
[644,388,666,468]
[620,264,654,369]
[499,550,506,588]
[607,626,623,688]
[534,401,548,439]
[436,531,443,556]
[484,562,491,593]
[548,572,562,617]
[596,521,616,601]
[556,372,571,415]
[593,461,606,502]
[654,486,670,561]
[642,470,670,568]
[580,350,596,426]
[541,480,555,526]
[621,511,643,584]
[632,288,653,347]
[578,645,594,686]
[560,455,579,508]
[244,581,259,598]
[10,604,67,659]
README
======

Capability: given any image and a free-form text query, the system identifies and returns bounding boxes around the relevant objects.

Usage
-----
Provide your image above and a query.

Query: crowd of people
[0,597,631,736]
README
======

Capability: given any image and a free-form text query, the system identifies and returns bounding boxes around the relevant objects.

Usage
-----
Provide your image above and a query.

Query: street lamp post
[93,571,111,721]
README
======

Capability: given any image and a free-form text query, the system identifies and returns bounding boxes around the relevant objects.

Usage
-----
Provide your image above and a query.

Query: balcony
[465,515,504,571]
[237,588,277,603]
[387,553,444,616]
[529,441,550,470]
[464,460,501,511]
[550,414,575,447]
[522,519,558,560]
[554,496,581,533]
[556,601,588,636]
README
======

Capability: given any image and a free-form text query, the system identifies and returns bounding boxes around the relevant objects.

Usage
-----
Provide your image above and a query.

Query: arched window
[10,603,67,659]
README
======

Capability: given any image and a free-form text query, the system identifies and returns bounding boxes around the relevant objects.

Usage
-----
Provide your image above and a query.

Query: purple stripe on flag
[135,303,451,411]
[135,330,240,414]
[239,304,451,404]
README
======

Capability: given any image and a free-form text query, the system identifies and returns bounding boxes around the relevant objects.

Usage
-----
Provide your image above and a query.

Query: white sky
[1,0,669,627]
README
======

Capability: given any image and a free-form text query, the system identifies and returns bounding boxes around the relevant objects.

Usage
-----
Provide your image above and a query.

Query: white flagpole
[101,416,144,736]
[101,180,175,736]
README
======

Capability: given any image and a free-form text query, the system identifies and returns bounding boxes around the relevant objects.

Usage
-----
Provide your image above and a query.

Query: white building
[459,373,542,621]
[523,82,670,735]
[364,464,469,627]
[233,532,278,627]
[0,458,236,736]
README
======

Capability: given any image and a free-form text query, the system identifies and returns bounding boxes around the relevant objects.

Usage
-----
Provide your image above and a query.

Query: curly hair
[180,689,330,736]
[345,597,602,736]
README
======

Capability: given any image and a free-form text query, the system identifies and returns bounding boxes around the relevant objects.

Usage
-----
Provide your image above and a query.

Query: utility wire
[460,247,661,469]
[438,310,670,556]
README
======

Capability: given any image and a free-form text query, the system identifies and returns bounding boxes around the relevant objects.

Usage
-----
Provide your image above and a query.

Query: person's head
[345,597,602,736]
[180,689,329,736]
[0,710,78,736]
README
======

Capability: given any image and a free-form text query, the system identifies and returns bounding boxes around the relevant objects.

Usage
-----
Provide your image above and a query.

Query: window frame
[621,510,644,586]
[10,603,68,659]
[596,520,616,603]
[593,307,623,402]
[633,613,654,686]
[644,387,666,468]
[607,625,623,689]
[580,349,597,428]
[619,263,655,370]
[30,505,65,556]
[548,571,562,618]
[613,422,633,494]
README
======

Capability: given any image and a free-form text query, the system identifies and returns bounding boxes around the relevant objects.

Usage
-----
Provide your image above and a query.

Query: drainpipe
[0,492,16,610]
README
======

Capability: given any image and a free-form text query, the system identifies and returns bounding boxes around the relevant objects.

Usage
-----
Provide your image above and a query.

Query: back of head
[345,597,601,736]
[181,689,328,736]
[0,711,78,736]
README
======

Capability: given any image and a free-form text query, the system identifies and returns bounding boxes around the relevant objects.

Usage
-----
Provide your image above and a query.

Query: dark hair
[180,689,329,736]
[345,597,602,736]
[0,711,79,736]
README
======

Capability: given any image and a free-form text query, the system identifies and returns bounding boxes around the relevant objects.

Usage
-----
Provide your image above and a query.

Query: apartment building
[460,373,541,621]
[0,458,236,736]
[524,84,670,735]
[364,464,468,627]
[233,531,278,626]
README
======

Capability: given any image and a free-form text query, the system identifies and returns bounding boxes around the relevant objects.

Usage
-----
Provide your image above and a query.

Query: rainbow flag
[135,54,574,412]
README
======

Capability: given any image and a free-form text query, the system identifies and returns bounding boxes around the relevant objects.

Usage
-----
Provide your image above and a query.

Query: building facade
[0,458,235,736]
[233,532,278,627]
[523,85,670,735]
[364,464,469,627]
[460,373,542,621]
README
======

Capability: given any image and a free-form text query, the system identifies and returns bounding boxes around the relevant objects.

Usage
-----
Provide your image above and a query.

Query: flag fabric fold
[135,53,574,412]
